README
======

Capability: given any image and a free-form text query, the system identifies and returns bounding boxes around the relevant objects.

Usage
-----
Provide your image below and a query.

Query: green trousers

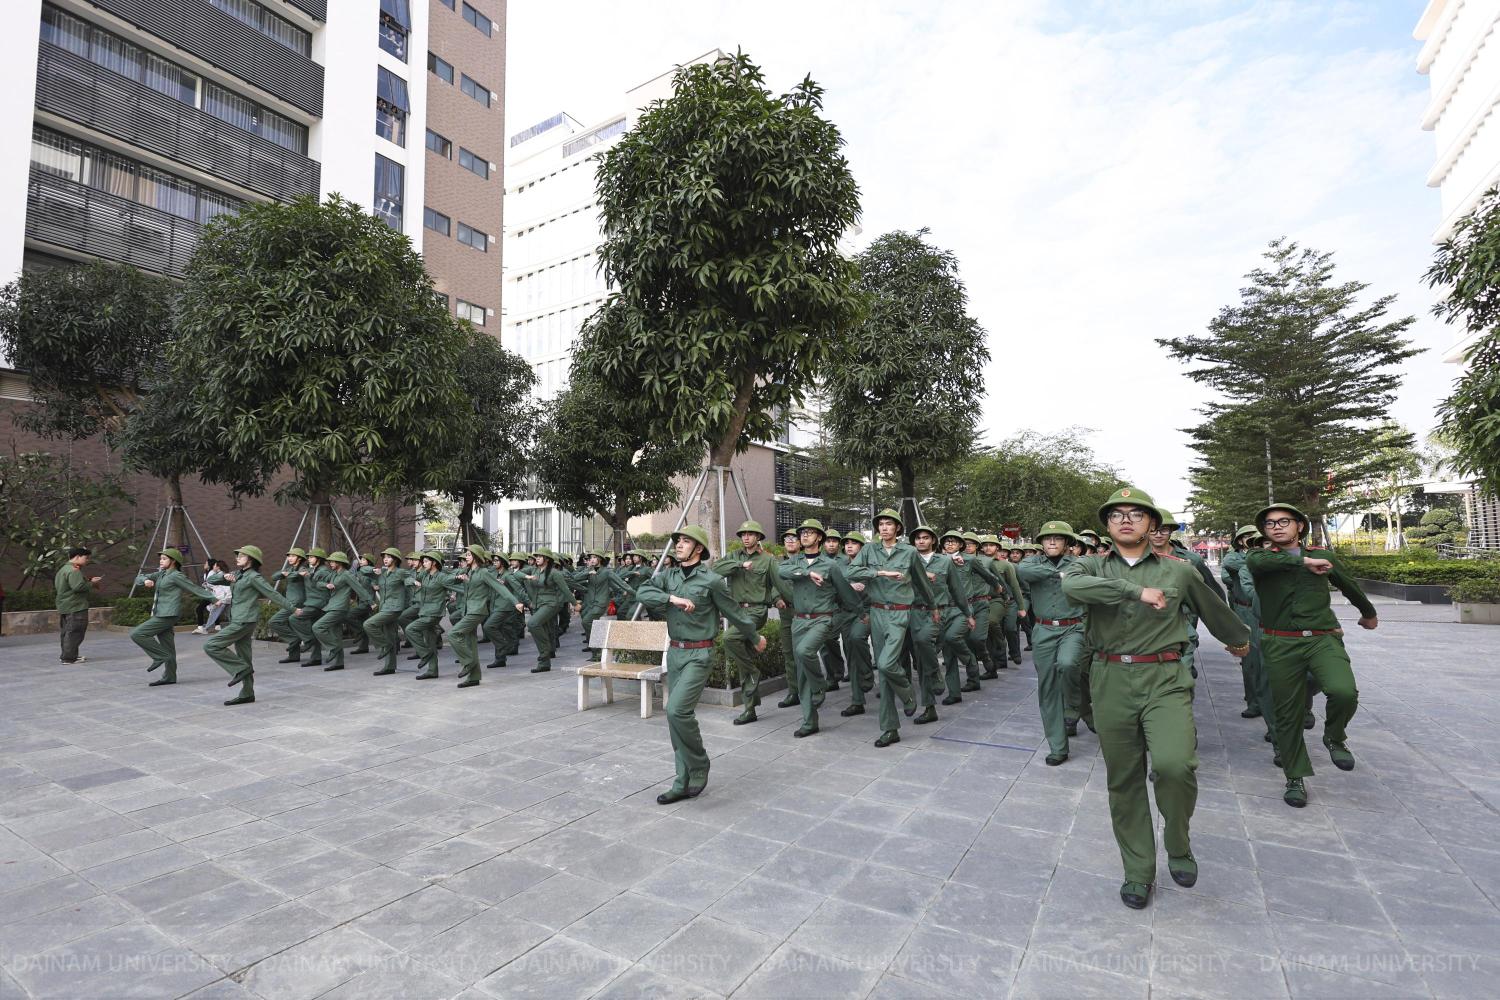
[450,609,487,679]
[1064,638,1094,728]
[664,646,714,793]
[964,598,992,678]
[1234,604,1275,735]
[723,606,769,708]
[779,608,801,698]
[130,616,179,680]
[844,614,872,706]
[1004,603,1023,662]
[408,612,444,673]
[348,604,371,652]
[906,609,943,707]
[481,604,519,665]
[937,608,969,700]
[986,597,1008,667]
[1033,623,1082,757]
[581,601,609,651]
[290,607,324,660]
[528,602,563,667]
[822,615,847,682]
[203,619,257,678]
[311,609,348,668]
[868,607,917,734]
[268,608,302,657]
[790,615,831,727]
[363,607,403,671]
[1265,632,1357,781]
[1092,654,1198,884]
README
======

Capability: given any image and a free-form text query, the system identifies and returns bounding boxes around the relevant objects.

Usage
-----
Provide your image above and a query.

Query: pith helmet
[405,550,421,560]
[824,528,843,542]
[909,524,938,541]
[465,543,488,561]
[736,520,766,540]
[1233,525,1261,540]
[286,546,307,558]
[235,544,265,563]
[797,518,827,540]
[307,547,328,560]
[843,529,867,546]
[939,528,965,545]
[961,531,981,545]
[979,533,1001,546]
[873,507,903,530]
[1037,520,1079,542]
[381,546,403,559]
[159,547,184,565]
[1255,502,1310,537]
[672,525,712,555]
[326,550,349,566]
[1097,485,1171,529]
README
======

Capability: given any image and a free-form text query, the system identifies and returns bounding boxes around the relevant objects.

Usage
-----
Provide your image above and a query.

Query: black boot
[913,706,938,725]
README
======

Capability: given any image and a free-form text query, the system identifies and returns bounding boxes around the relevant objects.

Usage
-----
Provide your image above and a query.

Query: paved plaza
[2,596,1499,999]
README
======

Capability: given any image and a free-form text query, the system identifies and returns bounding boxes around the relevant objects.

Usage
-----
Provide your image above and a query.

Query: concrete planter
[1457,602,1500,625]
[1356,578,1452,605]
[2,607,113,636]
[697,675,787,708]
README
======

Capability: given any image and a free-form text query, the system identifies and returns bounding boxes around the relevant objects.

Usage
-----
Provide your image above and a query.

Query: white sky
[503,0,1449,514]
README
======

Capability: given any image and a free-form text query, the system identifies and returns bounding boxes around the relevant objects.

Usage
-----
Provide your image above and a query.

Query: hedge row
[1337,554,1500,586]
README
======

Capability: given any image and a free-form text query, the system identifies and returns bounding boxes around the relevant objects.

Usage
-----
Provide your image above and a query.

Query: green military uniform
[409,555,455,678]
[55,560,94,662]
[291,550,333,665]
[778,520,860,735]
[952,533,997,683]
[1060,487,1249,908]
[311,554,372,671]
[985,537,1029,666]
[839,532,875,711]
[1017,522,1088,763]
[269,549,308,662]
[774,532,802,709]
[396,552,425,656]
[203,546,295,705]
[844,509,929,746]
[524,553,572,672]
[365,549,411,675]
[913,529,971,712]
[635,527,762,800]
[347,557,378,654]
[449,545,522,687]
[1221,527,1272,729]
[819,528,848,684]
[712,521,778,723]
[1247,503,1377,806]
[132,549,214,685]
[577,553,630,655]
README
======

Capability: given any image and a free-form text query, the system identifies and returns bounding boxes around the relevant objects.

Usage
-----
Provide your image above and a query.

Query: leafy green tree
[0,262,209,548]
[921,428,1120,536]
[1406,507,1464,549]
[437,331,539,545]
[1328,421,1424,549]
[168,195,471,506]
[779,440,881,531]
[823,229,988,529]
[575,51,862,535]
[0,453,138,589]
[1160,240,1421,542]
[532,370,701,552]
[1426,187,1500,493]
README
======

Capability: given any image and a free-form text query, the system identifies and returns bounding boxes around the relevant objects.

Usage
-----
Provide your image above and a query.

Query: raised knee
[1323,681,1358,705]
[1151,756,1196,785]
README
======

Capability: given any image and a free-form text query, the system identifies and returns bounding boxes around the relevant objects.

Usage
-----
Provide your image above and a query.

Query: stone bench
[577,619,669,718]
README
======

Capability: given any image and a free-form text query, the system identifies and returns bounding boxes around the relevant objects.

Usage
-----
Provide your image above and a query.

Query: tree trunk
[898,460,918,534]
[459,492,475,547]
[307,490,332,551]
[165,473,185,552]
[612,497,629,558]
[703,372,757,554]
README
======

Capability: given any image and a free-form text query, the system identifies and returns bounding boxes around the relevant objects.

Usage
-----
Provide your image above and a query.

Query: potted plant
[1452,578,1500,625]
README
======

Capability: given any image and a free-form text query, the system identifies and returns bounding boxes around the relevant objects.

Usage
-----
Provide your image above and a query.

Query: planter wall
[1356,578,1452,605]
[1457,602,1500,625]
[2,607,114,636]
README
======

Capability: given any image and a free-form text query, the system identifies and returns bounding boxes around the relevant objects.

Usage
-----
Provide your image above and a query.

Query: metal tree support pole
[310,506,322,551]
[629,467,711,621]
[715,466,728,556]
[283,507,311,560]
[178,505,214,579]
[326,504,362,559]
[901,497,925,530]
[127,506,171,598]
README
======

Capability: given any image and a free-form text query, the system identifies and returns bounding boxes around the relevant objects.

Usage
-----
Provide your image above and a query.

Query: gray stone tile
[685,830,783,875]
[1028,907,1154,981]
[0,893,136,960]
[489,872,617,931]
[706,875,825,938]
[634,858,741,911]
[0,874,99,924]
[795,819,887,861]
[406,909,550,985]
[736,941,887,999]
[565,890,697,961]
[564,844,678,888]
[1282,962,1435,999]
[891,922,1023,996]
[299,865,427,922]
[149,879,288,934]
[591,966,721,1000]
[925,881,1041,946]
[115,862,237,912]
[786,899,916,968]
[642,915,777,996]
[1260,872,1395,932]
[238,925,399,1000]
[351,885,486,952]
[257,849,379,896]
[188,901,340,973]
[477,935,629,998]
[318,960,468,1000]
[1270,917,1427,990]
[442,854,557,905]
[1150,930,1291,999]
[833,863,943,919]
[509,825,615,867]
[868,832,968,880]
[387,837,497,880]
[1011,946,1145,998]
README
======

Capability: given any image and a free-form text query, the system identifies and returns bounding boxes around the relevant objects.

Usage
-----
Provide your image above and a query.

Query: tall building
[494,50,827,554]
[1414,0,1500,548]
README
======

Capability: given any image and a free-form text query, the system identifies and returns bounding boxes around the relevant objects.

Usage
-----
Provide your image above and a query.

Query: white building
[1415,0,1500,548]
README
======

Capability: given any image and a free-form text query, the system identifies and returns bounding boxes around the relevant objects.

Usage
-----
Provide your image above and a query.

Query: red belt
[1037,617,1082,627]
[969,596,990,603]
[1100,651,1181,664]
[870,603,911,611]
[669,639,715,649]
[795,611,834,619]
[1234,599,1253,608]
[738,602,765,609]
[1262,628,1341,638]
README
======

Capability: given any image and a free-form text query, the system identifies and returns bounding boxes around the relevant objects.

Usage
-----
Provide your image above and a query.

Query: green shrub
[254,601,282,641]
[1406,508,1465,549]
[1340,554,1500,586]
[608,616,786,690]
[2,587,116,611]
[1451,578,1500,604]
[110,596,201,627]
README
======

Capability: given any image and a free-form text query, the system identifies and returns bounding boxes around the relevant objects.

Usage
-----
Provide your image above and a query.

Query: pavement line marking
[929,735,1037,752]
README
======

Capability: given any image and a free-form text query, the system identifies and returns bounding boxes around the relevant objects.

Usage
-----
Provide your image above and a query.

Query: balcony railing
[35,42,319,203]
[26,169,203,277]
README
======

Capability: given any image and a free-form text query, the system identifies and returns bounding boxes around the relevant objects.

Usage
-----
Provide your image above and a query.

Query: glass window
[460,74,490,107]
[89,27,141,80]
[425,129,452,158]
[258,106,307,155]
[457,222,487,251]
[40,7,90,56]
[458,148,488,179]
[510,508,549,549]
[207,0,310,57]
[197,188,238,224]
[462,3,492,36]
[457,300,485,325]
[31,125,242,222]
[144,53,197,105]
[373,154,404,229]
[31,128,86,183]
[89,150,136,199]
[423,207,450,236]
[428,52,453,84]
[203,81,256,133]
[139,165,195,219]
[378,0,409,60]
[439,0,454,8]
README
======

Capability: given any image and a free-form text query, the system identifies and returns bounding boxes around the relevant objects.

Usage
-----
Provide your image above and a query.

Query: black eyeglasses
[1262,517,1296,529]
[1106,509,1149,524]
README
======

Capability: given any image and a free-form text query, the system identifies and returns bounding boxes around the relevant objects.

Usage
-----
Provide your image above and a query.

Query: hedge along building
[0,0,507,586]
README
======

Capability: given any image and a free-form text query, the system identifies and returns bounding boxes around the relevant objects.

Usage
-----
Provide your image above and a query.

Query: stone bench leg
[604,677,615,705]
[578,673,589,711]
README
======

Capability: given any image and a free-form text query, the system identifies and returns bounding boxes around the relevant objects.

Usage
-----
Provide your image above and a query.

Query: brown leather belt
[795,611,834,619]
[1262,628,1341,638]
[870,603,912,611]
[969,596,990,604]
[1037,617,1083,627]
[1234,599,1253,608]
[669,639,715,649]
[737,602,765,609]
[1101,651,1181,664]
